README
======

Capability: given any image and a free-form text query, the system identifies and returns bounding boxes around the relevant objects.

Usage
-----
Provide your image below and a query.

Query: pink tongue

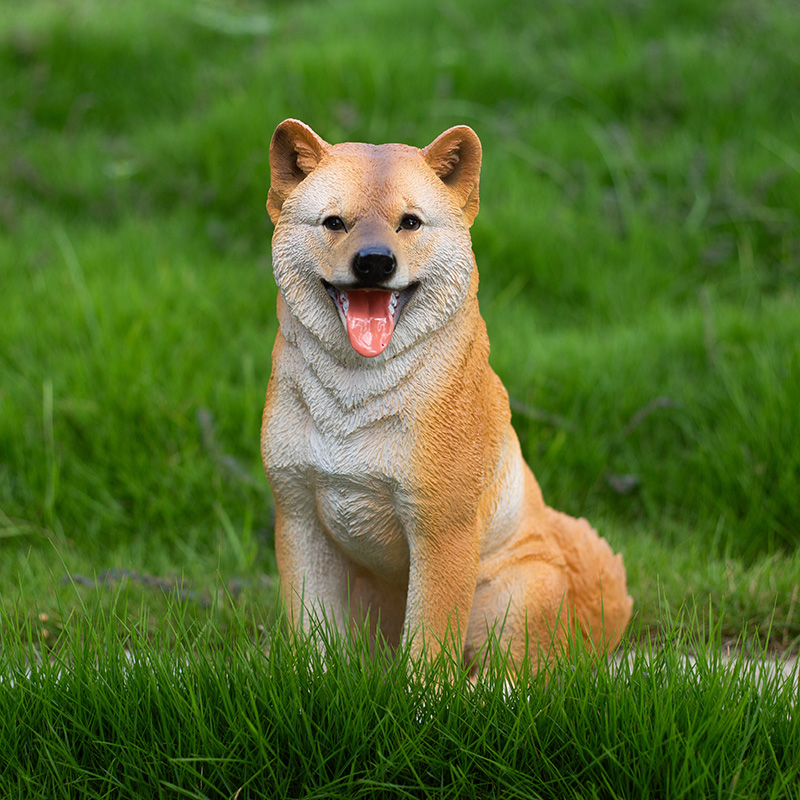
[345,290,395,357]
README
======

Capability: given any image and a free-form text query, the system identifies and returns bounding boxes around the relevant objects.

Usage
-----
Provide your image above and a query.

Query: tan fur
[261,119,632,674]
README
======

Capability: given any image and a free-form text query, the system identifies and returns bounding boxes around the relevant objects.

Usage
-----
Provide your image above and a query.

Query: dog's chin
[321,280,419,357]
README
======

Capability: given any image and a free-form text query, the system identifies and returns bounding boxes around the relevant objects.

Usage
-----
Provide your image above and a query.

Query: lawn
[1,0,799,795]
[2,599,799,799]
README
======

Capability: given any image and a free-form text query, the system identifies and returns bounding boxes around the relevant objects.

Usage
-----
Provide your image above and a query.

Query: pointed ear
[267,119,331,223]
[421,126,482,225]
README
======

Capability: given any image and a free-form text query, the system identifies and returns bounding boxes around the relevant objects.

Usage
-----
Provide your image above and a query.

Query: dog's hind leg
[465,555,571,676]
[464,514,632,676]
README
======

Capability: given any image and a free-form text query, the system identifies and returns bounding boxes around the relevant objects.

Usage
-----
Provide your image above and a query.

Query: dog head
[267,119,482,362]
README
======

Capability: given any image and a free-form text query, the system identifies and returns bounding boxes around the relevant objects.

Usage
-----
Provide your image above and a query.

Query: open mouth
[322,280,418,358]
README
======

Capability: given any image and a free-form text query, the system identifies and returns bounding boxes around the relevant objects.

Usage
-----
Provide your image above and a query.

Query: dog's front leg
[401,521,480,662]
[273,497,352,639]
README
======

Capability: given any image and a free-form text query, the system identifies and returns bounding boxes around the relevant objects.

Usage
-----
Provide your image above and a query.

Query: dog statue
[261,119,632,673]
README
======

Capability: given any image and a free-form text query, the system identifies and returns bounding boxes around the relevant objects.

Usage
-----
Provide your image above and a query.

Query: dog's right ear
[267,119,330,224]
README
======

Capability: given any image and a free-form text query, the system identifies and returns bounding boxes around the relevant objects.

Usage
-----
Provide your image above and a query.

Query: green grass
[1,598,798,799]
[2,0,798,632]
[1,0,800,792]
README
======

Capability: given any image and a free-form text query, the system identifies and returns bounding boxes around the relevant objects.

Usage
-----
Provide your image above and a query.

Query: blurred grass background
[1,0,799,643]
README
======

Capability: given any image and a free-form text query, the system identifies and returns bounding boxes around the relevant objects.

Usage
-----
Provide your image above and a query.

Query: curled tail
[548,509,633,650]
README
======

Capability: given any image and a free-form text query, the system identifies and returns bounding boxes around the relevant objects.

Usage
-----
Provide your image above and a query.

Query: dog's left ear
[267,119,331,224]
[422,126,482,225]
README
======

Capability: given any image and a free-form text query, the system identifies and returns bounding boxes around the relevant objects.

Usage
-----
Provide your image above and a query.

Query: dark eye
[323,216,346,232]
[398,214,422,231]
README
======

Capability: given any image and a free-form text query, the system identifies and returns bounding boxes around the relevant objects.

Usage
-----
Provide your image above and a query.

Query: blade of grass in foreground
[1,596,798,799]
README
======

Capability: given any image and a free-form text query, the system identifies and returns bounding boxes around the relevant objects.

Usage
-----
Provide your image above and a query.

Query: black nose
[352,247,396,285]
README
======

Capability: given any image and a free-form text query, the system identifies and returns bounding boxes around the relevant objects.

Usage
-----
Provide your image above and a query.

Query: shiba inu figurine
[261,119,632,673]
